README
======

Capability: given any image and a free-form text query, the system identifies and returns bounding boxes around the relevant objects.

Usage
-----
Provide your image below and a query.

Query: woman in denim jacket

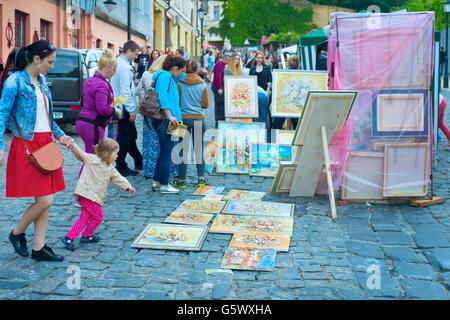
[0,40,74,262]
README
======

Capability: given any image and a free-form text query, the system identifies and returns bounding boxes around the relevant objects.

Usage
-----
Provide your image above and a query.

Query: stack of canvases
[322,11,435,201]
[130,187,295,272]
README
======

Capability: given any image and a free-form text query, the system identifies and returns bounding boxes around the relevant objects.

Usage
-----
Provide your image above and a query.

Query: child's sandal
[61,236,75,251]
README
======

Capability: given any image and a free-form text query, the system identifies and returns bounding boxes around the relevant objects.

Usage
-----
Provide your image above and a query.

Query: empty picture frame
[131,223,209,251]
[275,130,296,145]
[224,75,259,118]
[271,70,328,118]
[372,90,429,137]
[383,142,430,197]
[341,151,385,200]
[216,121,266,174]
[270,163,297,194]
[292,91,357,146]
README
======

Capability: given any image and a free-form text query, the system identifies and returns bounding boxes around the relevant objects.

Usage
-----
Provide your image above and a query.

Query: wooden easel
[321,126,337,219]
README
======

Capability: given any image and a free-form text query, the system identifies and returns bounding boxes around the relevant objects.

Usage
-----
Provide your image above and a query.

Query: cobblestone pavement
[0,85,449,300]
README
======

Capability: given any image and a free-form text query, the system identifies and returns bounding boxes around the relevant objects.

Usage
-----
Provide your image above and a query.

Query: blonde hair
[252,51,267,66]
[228,53,242,75]
[94,138,119,163]
[97,48,116,70]
[287,55,299,69]
[149,54,167,73]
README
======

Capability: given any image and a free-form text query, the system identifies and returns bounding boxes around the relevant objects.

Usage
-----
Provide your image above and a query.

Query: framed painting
[164,211,214,225]
[271,70,328,118]
[176,199,227,214]
[222,200,294,218]
[292,91,357,146]
[204,140,218,174]
[221,246,276,271]
[202,194,225,200]
[249,143,293,177]
[229,233,291,252]
[372,90,429,137]
[383,142,430,197]
[270,163,297,194]
[131,223,209,251]
[210,214,294,235]
[224,75,259,118]
[222,189,266,201]
[341,151,385,200]
[216,121,266,174]
[275,130,296,145]
[193,186,225,196]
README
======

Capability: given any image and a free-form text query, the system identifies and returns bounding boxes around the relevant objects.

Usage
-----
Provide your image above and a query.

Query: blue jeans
[152,119,176,185]
[257,92,271,142]
[178,118,206,179]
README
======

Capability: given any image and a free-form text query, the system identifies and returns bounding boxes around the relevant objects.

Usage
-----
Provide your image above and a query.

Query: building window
[15,11,27,47]
[40,19,50,41]
[213,5,220,21]
[73,29,79,48]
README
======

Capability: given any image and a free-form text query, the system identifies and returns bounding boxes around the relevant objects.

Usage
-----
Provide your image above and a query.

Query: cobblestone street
[0,85,449,300]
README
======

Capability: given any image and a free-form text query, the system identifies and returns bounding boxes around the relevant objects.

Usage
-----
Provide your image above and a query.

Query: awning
[299,28,328,47]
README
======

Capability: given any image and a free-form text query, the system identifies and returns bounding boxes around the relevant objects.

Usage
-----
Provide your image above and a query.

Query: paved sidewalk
[0,86,448,300]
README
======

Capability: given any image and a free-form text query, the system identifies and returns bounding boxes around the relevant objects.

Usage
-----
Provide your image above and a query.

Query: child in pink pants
[61,138,135,251]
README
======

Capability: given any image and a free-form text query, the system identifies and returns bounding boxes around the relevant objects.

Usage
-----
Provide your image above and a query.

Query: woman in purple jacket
[76,49,122,153]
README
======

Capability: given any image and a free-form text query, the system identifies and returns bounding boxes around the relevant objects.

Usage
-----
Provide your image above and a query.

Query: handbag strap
[143,117,165,132]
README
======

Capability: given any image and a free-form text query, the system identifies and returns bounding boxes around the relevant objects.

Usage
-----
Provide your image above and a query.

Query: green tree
[309,0,408,12]
[217,0,317,47]
[392,0,446,30]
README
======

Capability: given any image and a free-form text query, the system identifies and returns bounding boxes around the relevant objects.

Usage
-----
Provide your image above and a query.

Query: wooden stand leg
[321,126,337,219]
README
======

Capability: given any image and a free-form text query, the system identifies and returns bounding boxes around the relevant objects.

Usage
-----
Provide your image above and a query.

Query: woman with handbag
[76,49,122,154]
[149,55,186,194]
[0,40,74,262]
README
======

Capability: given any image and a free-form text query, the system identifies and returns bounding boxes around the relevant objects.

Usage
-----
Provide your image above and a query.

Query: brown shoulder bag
[11,87,64,174]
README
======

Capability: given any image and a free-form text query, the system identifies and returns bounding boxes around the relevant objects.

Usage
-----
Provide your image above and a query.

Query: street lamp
[287,30,291,47]
[198,7,206,68]
[230,19,235,49]
[103,0,131,41]
[444,1,450,88]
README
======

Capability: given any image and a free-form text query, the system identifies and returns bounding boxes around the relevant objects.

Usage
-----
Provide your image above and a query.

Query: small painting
[222,200,294,218]
[131,223,208,251]
[193,186,225,196]
[221,246,276,271]
[210,214,294,235]
[204,140,218,174]
[176,199,227,214]
[249,143,293,177]
[223,189,266,201]
[164,211,214,225]
[275,130,296,145]
[224,76,259,118]
[202,194,225,200]
[229,233,291,252]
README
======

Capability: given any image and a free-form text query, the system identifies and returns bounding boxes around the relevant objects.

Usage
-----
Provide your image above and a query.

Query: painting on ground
[222,200,294,218]
[164,211,214,225]
[221,246,276,271]
[229,233,291,252]
[222,189,266,201]
[210,214,294,235]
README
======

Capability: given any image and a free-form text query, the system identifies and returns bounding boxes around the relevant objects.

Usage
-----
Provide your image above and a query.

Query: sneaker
[9,231,29,257]
[61,236,75,251]
[171,177,187,189]
[118,167,139,177]
[31,245,64,262]
[197,177,209,187]
[80,235,100,243]
[151,180,161,192]
[160,184,180,194]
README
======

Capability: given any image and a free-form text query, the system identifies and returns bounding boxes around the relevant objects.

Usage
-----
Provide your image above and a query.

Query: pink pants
[67,196,103,239]
[439,98,450,142]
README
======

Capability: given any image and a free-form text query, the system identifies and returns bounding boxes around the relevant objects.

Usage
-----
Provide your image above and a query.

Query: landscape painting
[249,144,293,177]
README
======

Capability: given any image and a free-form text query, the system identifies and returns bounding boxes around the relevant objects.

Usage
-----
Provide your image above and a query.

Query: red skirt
[6,132,65,197]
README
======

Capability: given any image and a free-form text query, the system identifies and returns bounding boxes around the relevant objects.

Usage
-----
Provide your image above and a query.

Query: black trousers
[212,86,225,127]
[116,109,143,171]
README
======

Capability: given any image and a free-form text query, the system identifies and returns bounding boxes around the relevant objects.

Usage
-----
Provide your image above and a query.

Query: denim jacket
[0,70,65,151]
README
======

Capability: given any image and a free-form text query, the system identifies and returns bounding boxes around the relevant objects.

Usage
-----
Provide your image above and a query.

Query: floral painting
[131,223,208,251]
[193,186,225,196]
[209,214,294,235]
[222,189,266,201]
[222,200,294,218]
[272,70,328,118]
[164,211,214,225]
[229,233,291,252]
[221,246,276,271]
[224,76,258,118]
[176,199,227,214]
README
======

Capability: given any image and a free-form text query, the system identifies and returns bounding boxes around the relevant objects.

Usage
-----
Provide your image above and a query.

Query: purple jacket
[79,71,115,125]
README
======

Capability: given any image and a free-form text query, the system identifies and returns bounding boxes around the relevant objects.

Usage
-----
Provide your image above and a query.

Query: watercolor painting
[271,70,328,118]
[221,246,276,271]
[222,189,266,201]
[164,211,214,225]
[131,223,208,251]
[204,140,218,174]
[224,76,258,118]
[229,233,291,252]
[222,200,294,218]
[209,214,294,235]
[202,194,225,200]
[176,199,227,214]
[193,186,225,196]
[249,144,293,177]
[217,121,266,174]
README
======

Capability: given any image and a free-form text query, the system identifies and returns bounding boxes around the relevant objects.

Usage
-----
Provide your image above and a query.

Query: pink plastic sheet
[316,12,435,198]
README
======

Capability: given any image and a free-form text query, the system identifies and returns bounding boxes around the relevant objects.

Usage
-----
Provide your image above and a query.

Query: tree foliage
[217,0,317,47]
[392,0,446,30]
[308,0,408,12]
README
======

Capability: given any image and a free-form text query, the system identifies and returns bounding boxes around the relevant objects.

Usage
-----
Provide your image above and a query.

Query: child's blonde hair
[94,138,119,163]
[97,48,116,70]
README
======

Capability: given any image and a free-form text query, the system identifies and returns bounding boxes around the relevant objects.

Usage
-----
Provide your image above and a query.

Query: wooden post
[321,126,337,219]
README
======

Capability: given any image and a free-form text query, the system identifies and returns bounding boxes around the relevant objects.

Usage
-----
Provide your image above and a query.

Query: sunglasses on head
[41,43,55,54]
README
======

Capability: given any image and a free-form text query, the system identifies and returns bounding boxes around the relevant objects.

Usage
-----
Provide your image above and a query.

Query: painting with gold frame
[270,163,297,194]
[210,214,294,235]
